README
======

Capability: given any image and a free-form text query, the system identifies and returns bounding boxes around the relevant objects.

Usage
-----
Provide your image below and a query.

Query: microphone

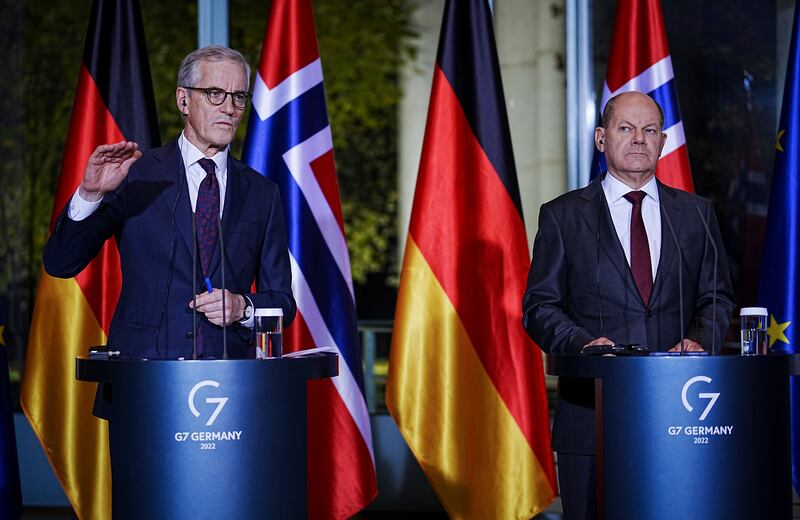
[660,204,686,355]
[695,205,719,355]
[155,170,183,359]
[217,214,228,360]
[192,211,198,360]
[595,195,607,339]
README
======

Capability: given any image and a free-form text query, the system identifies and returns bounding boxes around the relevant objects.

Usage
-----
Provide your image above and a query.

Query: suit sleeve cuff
[67,189,103,221]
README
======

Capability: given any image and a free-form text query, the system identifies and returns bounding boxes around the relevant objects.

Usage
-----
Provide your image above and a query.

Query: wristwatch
[241,295,254,321]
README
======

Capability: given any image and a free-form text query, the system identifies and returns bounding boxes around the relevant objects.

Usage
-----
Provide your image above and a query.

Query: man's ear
[176,88,189,116]
[595,127,606,152]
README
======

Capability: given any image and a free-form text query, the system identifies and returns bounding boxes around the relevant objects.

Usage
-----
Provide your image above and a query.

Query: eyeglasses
[181,86,251,109]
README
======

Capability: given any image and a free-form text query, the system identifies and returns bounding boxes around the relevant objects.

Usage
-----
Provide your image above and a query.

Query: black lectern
[548,354,800,520]
[76,354,337,519]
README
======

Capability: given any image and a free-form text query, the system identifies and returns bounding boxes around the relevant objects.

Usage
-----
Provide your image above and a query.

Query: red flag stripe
[57,65,124,333]
[657,145,694,192]
[74,243,121,335]
[605,0,671,93]
[310,150,346,235]
[285,312,377,517]
[284,309,316,353]
[50,66,125,228]
[260,0,319,88]
[306,379,377,519]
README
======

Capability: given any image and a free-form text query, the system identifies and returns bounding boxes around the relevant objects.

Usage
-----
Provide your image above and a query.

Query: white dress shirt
[601,173,661,281]
[67,132,229,220]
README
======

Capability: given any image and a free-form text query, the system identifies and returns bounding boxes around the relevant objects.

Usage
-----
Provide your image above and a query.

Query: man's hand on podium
[79,141,142,202]
[668,339,704,352]
[190,289,246,326]
[582,337,614,352]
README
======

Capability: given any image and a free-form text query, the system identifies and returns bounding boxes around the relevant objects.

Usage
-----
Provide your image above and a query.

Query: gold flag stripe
[387,239,555,519]
[20,272,111,520]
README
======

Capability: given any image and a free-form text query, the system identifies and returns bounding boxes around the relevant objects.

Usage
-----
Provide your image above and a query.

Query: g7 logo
[681,375,719,421]
[188,380,228,426]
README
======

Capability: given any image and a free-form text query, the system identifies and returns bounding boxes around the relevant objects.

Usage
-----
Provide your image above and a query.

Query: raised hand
[79,141,142,202]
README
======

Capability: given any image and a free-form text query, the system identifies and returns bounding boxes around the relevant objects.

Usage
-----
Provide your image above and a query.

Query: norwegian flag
[242,1,377,517]
[593,0,694,192]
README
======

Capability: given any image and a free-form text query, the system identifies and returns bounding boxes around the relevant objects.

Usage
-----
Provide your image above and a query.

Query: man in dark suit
[522,91,735,519]
[44,46,295,363]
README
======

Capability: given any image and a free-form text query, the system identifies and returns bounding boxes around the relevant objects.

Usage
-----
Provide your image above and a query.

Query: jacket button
[646,310,654,318]
[185,331,194,339]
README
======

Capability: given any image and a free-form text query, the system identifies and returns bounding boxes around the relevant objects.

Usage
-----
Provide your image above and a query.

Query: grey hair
[177,45,251,89]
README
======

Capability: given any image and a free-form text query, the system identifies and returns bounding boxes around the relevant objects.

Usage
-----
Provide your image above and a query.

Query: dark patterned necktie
[623,191,652,305]
[195,158,219,276]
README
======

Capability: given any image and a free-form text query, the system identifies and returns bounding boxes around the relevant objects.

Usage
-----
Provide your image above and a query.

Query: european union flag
[758,0,800,495]
[0,303,22,519]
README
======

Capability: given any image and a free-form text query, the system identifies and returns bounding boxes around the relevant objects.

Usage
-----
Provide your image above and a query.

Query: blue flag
[0,303,22,519]
[758,0,800,495]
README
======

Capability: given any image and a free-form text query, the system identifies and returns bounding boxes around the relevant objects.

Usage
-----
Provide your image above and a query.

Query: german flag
[20,1,159,518]
[386,1,556,518]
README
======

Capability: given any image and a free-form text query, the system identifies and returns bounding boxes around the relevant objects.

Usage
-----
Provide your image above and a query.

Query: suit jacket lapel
[206,155,248,277]
[153,140,195,261]
[579,176,643,303]
[651,181,684,304]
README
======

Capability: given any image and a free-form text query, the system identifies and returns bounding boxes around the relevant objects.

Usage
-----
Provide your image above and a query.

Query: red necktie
[195,158,219,276]
[623,191,652,305]
[194,158,219,358]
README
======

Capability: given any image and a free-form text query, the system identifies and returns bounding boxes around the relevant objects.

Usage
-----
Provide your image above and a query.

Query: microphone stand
[695,205,719,355]
[218,214,228,360]
[192,213,198,360]
[660,204,685,355]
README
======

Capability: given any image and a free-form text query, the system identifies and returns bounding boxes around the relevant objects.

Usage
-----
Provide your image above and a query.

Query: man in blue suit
[523,92,735,519]
[44,46,295,363]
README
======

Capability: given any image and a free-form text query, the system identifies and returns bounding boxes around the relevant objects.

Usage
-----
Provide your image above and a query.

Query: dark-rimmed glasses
[181,86,251,109]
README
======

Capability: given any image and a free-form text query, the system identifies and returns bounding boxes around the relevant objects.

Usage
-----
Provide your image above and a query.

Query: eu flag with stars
[758,0,800,495]
[0,303,22,519]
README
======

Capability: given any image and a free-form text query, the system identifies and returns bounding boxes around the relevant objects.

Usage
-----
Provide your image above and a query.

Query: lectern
[76,354,338,519]
[548,354,800,520]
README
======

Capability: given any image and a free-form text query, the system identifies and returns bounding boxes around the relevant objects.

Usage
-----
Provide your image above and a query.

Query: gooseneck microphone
[192,212,198,360]
[695,204,719,355]
[660,204,686,355]
[217,214,228,360]
[155,168,183,359]
[596,197,607,339]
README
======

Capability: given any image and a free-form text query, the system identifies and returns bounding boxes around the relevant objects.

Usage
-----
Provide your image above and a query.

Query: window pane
[593,0,778,314]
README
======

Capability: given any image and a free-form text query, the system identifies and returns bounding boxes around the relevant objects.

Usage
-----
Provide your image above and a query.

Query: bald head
[601,91,665,131]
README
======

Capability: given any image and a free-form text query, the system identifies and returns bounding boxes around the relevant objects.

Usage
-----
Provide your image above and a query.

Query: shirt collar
[602,172,659,205]
[179,132,228,174]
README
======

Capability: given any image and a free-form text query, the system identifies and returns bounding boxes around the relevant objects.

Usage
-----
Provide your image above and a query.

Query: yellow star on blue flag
[767,315,791,348]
